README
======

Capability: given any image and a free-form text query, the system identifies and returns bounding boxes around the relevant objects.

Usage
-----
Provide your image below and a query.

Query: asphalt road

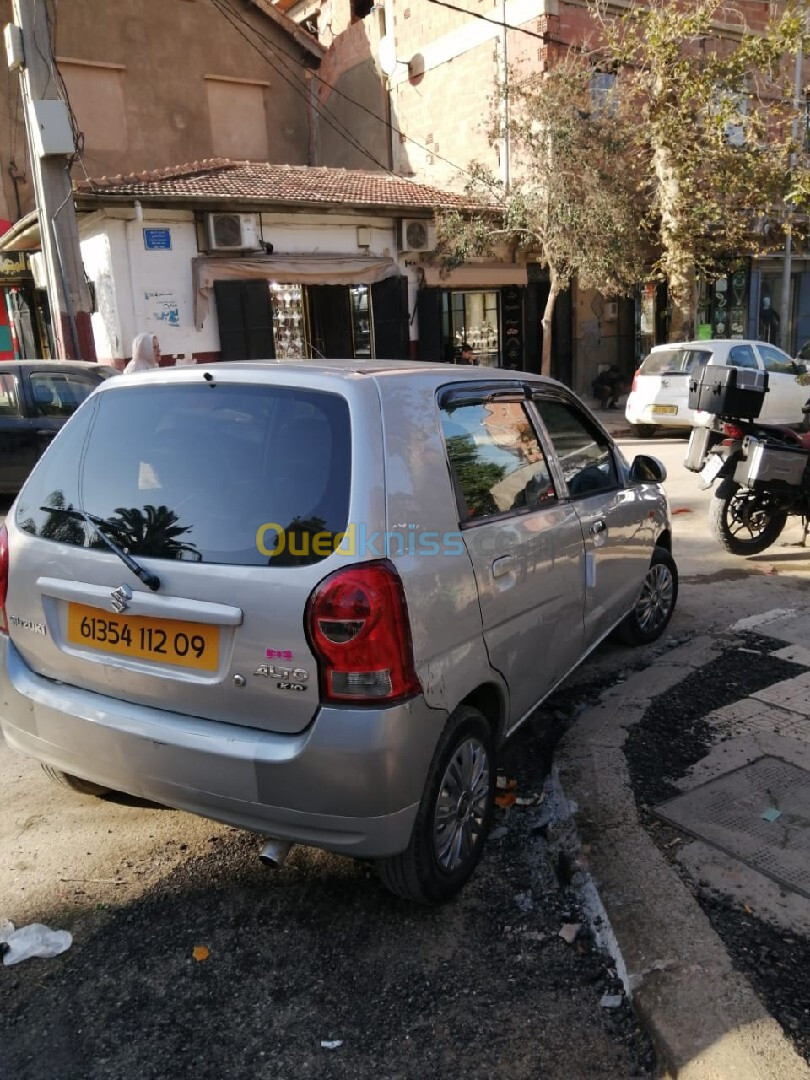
[2,437,809,1079]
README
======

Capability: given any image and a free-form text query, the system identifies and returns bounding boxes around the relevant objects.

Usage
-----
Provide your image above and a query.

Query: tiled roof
[76,159,474,211]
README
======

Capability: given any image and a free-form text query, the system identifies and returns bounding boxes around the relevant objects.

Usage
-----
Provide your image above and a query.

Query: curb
[554,635,810,1080]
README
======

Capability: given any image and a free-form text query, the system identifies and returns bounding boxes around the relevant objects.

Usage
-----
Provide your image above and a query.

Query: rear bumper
[625,395,696,428]
[0,637,445,857]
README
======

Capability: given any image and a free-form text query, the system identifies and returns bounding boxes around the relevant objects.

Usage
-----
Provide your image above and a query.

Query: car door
[439,384,586,728]
[532,393,652,646]
[0,368,40,494]
[755,343,806,425]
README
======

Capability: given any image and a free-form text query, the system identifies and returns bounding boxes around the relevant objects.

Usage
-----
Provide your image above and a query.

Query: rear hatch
[633,346,711,420]
[6,372,372,735]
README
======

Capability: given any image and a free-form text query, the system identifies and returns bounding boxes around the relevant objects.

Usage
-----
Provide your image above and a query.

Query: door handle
[36,429,56,438]
[491,555,514,578]
[590,519,607,535]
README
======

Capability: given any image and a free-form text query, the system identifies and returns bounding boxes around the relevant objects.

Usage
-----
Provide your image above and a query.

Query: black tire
[41,764,110,797]
[377,706,495,904]
[708,479,787,556]
[616,545,678,646]
[631,424,658,439]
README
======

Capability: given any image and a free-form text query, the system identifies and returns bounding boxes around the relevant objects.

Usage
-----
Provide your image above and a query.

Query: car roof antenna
[203,371,216,388]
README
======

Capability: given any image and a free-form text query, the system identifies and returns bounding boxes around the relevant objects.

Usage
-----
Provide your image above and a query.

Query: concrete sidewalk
[555,612,810,1079]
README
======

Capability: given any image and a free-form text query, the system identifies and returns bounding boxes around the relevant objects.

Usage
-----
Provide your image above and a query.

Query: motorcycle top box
[688,364,768,419]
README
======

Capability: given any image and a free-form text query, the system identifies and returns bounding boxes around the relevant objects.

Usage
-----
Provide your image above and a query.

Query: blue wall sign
[143,228,172,251]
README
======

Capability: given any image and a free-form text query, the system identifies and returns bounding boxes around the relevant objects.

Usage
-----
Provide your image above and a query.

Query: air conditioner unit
[206,212,261,252]
[399,218,435,252]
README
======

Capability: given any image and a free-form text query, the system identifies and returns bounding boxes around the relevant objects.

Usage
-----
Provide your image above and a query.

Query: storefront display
[269,282,306,359]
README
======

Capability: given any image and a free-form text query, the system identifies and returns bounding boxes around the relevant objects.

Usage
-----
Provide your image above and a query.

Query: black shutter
[416,287,442,361]
[241,280,276,360]
[371,276,409,359]
[213,280,275,362]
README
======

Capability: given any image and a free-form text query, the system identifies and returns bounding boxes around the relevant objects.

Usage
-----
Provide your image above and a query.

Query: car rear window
[16,382,351,567]
[639,348,710,376]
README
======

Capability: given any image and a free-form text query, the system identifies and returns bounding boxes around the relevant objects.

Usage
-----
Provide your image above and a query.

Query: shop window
[441,291,500,366]
[350,286,372,357]
[270,283,307,359]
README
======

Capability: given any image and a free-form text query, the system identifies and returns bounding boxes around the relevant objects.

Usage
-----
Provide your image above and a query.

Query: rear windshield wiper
[39,506,161,592]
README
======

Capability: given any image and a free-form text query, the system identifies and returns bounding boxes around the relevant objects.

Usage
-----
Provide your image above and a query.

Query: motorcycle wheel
[709,479,788,556]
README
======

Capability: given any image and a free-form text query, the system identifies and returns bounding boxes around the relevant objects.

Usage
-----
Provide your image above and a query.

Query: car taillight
[722,422,744,439]
[631,370,639,392]
[0,524,8,634]
[305,560,421,704]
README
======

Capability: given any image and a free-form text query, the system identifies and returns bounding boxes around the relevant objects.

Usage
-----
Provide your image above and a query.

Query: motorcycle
[685,382,810,557]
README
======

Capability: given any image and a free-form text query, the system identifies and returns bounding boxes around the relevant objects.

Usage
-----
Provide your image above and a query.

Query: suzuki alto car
[625,339,809,437]
[0,362,676,902]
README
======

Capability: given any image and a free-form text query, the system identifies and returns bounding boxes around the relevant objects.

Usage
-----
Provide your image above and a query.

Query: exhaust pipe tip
[258,838,292,869]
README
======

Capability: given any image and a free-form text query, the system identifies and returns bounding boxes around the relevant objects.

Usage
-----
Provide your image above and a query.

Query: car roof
[93,359,564,391]
[0,359,112,371]
[649,339,781,351]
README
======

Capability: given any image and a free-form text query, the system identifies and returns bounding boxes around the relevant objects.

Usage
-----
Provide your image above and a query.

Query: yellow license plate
[652,404,678,415]
[67,603,219,671]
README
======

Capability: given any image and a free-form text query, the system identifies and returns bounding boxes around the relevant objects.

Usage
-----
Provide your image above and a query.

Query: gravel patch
[0,719,654,1080]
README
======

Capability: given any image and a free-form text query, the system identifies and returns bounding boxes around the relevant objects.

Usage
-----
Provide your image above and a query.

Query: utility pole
[7,0,95,359]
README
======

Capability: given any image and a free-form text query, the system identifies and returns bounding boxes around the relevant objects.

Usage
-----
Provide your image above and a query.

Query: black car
[0,360,116,494]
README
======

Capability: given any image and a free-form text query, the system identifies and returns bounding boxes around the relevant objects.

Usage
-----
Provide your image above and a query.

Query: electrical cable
[209,0,395,173]
[425,0,547,41]
[212,0,487,187]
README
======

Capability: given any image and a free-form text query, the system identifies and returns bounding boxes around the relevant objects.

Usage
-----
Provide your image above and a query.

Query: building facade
[2,159,472,365]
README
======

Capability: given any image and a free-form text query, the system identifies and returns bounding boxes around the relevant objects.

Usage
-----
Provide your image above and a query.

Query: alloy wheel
[433,737,491,873]
[635,562,674,634]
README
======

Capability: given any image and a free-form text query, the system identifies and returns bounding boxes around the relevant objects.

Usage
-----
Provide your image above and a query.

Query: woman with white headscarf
[123,333,160,374]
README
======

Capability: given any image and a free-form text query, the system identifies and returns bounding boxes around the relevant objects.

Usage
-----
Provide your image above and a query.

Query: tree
[593,0,809,340]
[436,56,648,376]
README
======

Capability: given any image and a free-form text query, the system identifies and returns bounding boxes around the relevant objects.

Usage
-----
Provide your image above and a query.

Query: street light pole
[8,0,95,360]
[779,33,804,354]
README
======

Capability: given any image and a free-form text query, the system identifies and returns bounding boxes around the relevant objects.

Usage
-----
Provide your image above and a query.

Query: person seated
[592,365,626,409]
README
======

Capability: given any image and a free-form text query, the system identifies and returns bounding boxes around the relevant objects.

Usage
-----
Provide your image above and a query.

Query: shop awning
[0,210,41,253]
[192,254,401,328]
[421,262,528,288]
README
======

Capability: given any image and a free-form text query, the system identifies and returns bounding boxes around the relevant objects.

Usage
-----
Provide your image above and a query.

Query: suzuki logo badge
[110,584,132,614]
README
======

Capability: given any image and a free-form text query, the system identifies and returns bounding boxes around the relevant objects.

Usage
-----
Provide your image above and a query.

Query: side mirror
[629,454,667,484]
[794,362,808,376]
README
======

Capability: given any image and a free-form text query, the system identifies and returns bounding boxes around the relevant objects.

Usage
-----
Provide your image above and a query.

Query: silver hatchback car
[0,362,676,902]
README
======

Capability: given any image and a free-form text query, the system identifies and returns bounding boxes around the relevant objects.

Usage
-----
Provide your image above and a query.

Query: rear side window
[0,372,20,416]
[440,400,557,523]
[29,372,102,417]
[534,399,617,497]
[727,345,758,369]
[639,348,710,375]
[16,383,351,566]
